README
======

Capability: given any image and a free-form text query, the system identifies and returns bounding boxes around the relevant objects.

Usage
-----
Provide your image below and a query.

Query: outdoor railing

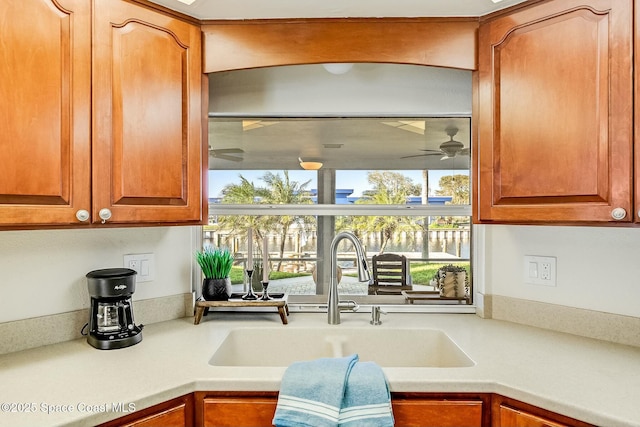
[234,255,471,277]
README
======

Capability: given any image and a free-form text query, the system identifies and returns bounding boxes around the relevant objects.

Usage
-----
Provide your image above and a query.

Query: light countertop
[1,312,639,427]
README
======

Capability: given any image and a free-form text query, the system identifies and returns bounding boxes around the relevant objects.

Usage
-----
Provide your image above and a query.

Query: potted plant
[434,264,469,298]
[195,246,234,301]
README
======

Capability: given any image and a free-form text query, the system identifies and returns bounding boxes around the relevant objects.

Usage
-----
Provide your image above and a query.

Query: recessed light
[322,63,354,75]
[175,0,197,5]
[491,0,505,3]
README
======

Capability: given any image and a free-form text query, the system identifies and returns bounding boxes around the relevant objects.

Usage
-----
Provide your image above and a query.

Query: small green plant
[434,263,468,279]
[434,264,469,297]
[195,247,234,279]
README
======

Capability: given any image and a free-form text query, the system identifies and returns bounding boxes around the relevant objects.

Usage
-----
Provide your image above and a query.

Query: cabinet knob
[75,210,90,222]
[99,208,112,224]
[611,207,627,220]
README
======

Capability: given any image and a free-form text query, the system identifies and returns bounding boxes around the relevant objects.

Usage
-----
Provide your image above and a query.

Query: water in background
[207,229,470,260]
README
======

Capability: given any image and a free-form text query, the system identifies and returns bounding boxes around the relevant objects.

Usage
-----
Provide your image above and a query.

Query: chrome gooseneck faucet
[328,231,371,325]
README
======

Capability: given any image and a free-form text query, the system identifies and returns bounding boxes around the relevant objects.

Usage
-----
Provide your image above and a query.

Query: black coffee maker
[86,268,143,350]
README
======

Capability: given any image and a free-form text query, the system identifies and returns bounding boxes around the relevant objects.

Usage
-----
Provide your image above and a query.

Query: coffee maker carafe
[86,268,143,350]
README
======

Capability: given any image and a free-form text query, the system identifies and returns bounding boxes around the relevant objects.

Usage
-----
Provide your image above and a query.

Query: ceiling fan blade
[209,148,244,154]
[401,152,443,159]
[459,147,470,155]
[210,153,243,162]
[215,154,243,162]
[210,147,245,162]
[400,150,442,159]
[242,120,280,131]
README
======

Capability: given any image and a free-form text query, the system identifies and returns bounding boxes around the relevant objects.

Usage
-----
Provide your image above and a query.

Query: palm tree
[220,175,268,204]
[348,171,422,253]
[215,175,271,255]
[214,172,316,272]
[260,171,315,271]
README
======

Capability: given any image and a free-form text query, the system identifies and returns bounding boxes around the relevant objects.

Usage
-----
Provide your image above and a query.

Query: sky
[208,169,467,198]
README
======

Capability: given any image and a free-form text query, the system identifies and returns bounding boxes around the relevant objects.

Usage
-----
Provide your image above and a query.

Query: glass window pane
[210,169,470,207]
[205,115,473,307]
[205,214,471,300]
[209,170,318,204]
[208,117,471,207]
[335,170,470,206]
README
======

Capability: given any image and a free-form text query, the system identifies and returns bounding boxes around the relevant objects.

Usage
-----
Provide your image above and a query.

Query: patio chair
[368,253,413,295]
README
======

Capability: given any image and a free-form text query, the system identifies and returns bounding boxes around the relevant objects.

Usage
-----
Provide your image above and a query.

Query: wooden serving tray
[194,293,289,325]
[402,290,470,304]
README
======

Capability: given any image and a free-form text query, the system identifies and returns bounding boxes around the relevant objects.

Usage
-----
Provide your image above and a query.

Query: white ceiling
[209,117,472,171]
[147,0,529,20]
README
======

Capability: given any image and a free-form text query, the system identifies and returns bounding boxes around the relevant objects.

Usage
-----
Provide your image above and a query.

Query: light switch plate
[123,253,155,283]
[523,255,556,286]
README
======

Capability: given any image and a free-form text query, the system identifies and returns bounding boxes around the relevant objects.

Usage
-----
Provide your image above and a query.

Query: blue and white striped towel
[273,354,358,427]
[339,361,394,427]
[272,354,394,427]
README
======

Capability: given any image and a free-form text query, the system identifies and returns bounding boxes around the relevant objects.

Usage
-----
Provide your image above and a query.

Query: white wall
[483,224,640,318]
[0,226,194,323]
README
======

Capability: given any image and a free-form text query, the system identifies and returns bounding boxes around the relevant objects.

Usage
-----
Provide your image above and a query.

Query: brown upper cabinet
[93,0,204,226]
[475,0,633,224]
[0,0,92,226]
[4,0,636,228]
[0,0,205,228]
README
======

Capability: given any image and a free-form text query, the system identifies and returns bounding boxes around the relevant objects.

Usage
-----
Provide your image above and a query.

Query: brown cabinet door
[0,0,91,226]
[202,396,278,427]
[198,393,483,427]
[499,405,570,427]
[392,399,483,427]
[492,396,595,427]
[98,394,194,427]
[476,0,632,223]
[92,0,204,225]
[119,404,188,427]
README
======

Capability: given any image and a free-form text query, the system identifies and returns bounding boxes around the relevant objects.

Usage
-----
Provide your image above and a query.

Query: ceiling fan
[402,126,469,160]
[209,147,244,162]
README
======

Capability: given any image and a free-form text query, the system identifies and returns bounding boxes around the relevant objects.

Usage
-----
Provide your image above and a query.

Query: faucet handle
[370,305,386,325]
[338,300,360,312]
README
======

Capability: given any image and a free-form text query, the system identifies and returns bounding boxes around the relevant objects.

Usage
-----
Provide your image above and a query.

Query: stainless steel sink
[209,327,474,368]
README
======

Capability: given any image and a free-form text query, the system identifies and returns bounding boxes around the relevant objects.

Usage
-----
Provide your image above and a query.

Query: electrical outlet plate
[523,255,556,286]
[123,253,155,283]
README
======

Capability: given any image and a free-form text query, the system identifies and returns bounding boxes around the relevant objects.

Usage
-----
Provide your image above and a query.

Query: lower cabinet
[195,392,278,427]
[391,393,488,427]
[491,395,595,427]
[101,392,595,427]
[195,392,487,427]
[98,394,194,427]
[500,406,567,427]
